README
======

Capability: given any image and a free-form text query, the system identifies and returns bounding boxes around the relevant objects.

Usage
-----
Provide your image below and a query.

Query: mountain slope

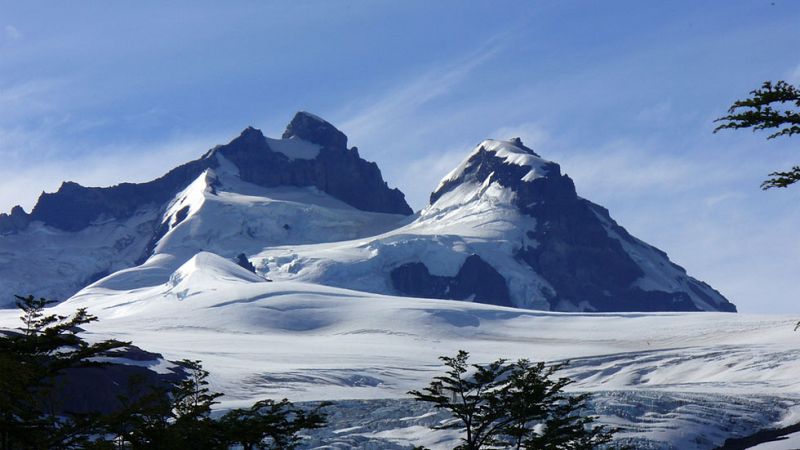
[0,112,411,305]
[254,138,736,312]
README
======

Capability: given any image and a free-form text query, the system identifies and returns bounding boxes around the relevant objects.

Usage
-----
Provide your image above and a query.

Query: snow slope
[3,251,792,449]
[0,152,407,307]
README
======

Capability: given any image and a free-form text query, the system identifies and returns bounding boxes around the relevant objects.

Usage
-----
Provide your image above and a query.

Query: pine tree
[499,360,613,449]
[409,350,616,450]
[714,80,800,189]
[219,398,329,450]
[408,350,513,450]
[0,295,129,449]
[169,359,225,449]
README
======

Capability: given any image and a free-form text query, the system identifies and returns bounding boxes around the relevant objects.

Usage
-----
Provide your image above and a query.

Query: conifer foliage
[409,350,615,450]
[714,80,800,189]
[0,296,329,449]
[0,295,129,449]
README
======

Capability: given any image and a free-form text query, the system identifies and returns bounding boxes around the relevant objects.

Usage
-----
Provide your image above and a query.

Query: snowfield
[2,252,797,449]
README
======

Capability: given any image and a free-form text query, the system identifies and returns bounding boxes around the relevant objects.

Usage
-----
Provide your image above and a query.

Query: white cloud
[0,79,61,121]
[787,62,800,85]
[4,25,21,41]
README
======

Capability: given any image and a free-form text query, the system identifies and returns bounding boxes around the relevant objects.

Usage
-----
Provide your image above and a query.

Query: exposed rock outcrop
[391,255,512,307]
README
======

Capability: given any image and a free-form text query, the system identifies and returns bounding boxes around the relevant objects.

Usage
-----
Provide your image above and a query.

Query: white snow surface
[250,145,723,311]
[2,251,793,449]
[265,136,321,160]
[49,157,409,298]
[0,145,405,308]
[252,175,556,310]
[0,207,160,306]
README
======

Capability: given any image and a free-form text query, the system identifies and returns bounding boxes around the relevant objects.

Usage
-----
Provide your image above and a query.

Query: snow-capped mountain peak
[437,137,547,189]
[430,137,562,207]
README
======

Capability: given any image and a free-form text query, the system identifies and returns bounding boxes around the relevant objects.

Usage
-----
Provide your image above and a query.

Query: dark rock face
[235,253,256,273]
[391,255,512,307]
[0,206,30,235]
[429,140,736,312]
[3,112,411,234]
[219,115,412,215]
[29,158,213,232]
[282,111,348,149]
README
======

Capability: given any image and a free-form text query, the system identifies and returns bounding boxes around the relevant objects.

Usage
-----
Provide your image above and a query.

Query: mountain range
[0,111,735,313]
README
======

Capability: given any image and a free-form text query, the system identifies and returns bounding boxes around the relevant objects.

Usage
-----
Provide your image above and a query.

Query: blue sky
[1,1,799,313]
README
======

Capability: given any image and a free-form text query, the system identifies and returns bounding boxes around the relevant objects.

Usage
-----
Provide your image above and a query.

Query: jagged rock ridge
[0,112,411,234]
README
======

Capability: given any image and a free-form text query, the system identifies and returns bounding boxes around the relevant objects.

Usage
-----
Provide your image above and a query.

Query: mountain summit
[282,111,348,148]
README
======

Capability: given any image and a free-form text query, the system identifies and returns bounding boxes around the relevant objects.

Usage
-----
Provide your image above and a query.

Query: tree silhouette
[409,350,615,450]
[714,80,800,189]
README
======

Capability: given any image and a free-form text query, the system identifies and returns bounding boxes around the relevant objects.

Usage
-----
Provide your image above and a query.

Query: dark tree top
[714,80,800,189]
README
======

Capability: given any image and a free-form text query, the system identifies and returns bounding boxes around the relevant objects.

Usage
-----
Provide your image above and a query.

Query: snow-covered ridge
[436,138,552,192]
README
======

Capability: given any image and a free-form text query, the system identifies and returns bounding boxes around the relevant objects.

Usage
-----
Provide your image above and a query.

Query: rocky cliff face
[390,255,512,307]
[217,113,411,216]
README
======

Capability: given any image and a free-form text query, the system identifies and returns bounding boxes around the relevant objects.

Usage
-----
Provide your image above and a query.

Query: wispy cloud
[338,33,509,146]
[4,25,21,41]
[0,79,62,121]
[787,62,800,85]
[0,132,225,213]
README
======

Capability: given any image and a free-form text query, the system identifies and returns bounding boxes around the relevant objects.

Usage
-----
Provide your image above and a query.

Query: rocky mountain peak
[281,111,348,149]
[238,126,265,141]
